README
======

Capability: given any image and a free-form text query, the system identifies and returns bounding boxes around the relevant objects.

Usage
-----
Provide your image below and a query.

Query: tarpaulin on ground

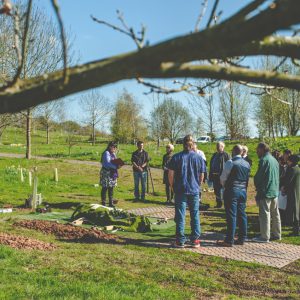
[71,204,152,233]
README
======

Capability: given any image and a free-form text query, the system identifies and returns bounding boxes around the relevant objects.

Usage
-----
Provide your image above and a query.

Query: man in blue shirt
[168,135,206,248]
[218,145,250,247]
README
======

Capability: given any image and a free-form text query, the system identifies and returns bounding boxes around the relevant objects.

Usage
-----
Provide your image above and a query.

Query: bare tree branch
[10,0,33,85]
[195,0,208,32]
[1,0,300,112]
[206,0,220,28]
[91,10,146,50]
[50,0,68,83]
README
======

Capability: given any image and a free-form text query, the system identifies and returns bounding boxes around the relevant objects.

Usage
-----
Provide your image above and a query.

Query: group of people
[99,137,300,248]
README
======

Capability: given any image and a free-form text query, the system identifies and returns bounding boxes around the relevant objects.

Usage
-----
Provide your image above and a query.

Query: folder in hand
[112,158,125,167]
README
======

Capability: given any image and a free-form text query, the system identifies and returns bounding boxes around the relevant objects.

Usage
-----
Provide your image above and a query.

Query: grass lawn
[0,127,299,176]
[0,157,299,299]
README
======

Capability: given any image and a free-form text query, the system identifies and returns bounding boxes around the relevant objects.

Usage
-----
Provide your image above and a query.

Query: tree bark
[26,108,31,160]
[92,122,96,146]
[46,122,50,145]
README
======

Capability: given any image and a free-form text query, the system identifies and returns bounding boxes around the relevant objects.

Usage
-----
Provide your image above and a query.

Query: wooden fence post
[54,168,58,182]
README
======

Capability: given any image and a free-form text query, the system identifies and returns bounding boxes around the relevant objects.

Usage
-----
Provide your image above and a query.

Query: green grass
[1,127,299,175]
[0,156,299,299]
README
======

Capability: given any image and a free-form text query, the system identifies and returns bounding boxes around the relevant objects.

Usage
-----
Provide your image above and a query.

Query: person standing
[218,145,250,247]
[162,144,174,204]
[100,142,119,208]
[242,145,252,167]
[253,142,281,243]
[192,142,207,162]
[209,142,231,208]
[168,135,206,248]
[131,141,149,202]
[282,155,300,236]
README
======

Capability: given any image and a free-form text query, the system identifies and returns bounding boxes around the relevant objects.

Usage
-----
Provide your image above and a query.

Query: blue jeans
[174,193,201,244]
[224,187,248,244]
[133,171,147,200]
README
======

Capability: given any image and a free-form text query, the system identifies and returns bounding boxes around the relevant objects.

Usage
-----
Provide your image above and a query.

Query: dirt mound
[14,220,122,244]
[0,232,56,251]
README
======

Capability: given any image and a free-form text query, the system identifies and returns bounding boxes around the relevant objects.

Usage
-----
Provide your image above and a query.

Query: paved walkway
[128,206,175,220]
[128,206,300,268]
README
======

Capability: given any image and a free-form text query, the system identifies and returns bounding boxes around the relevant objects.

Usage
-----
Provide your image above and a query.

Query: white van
[197,136,211,143]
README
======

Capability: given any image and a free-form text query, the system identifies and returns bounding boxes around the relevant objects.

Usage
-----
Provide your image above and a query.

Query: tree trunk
[92,123,95,146]
[46,123,50,145]
[26,108,32,160]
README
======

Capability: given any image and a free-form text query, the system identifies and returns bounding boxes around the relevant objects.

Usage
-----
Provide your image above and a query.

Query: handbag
[278,191,287,210]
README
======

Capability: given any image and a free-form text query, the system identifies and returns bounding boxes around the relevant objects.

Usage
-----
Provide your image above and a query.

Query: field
[1,127,299,176]
[0,152,300,299]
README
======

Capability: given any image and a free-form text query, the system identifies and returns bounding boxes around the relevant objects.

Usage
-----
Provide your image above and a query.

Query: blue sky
[37,0,258,135]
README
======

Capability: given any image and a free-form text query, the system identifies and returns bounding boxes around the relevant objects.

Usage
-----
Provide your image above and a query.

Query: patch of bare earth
[0,232,56,251]
[14,220,122,244]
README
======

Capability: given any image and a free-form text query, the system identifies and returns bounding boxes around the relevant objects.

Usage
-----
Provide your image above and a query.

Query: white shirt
[220,155,242,187]
[196,149,206,161]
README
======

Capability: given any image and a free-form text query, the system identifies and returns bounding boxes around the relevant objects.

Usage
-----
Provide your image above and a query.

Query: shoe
[252,236,269,243]
[190,239,201,248]
[234,239,245,246]
[109,204,115,208]
[216,240,233,247]
[133,198,139,203]
[172,241,185,248]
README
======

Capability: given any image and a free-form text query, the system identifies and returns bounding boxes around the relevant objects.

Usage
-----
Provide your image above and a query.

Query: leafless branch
[92,10,146,50]
[50,0,68,83]
[206,0,220,28]
[195,0,208,32]
[137,78,191,95]
[265,89,292,105]
[11,0,33,85]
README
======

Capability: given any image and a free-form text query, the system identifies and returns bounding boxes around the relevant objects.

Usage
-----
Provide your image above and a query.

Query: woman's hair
[166,144,174,151]
[101,141,117,162]
[183,135,194,150]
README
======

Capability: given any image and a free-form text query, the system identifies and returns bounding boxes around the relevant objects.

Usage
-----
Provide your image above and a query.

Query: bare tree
[219,83,250,139]
[190,86,219,139]
[36,100,64,144]
[0,3,66,158]
[80,90,111,146]
[151,98,191,144]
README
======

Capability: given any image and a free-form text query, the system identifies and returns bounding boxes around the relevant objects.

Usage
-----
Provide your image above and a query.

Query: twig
[50,0,68,84]
[92,10,146,50]
[12,0,33,83]
[137,78,191,95]
[206,0,220,28]
[194,0,208,32]
[265,89,292,105]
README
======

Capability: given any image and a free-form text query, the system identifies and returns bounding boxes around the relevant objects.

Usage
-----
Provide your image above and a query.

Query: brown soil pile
[0,232,56,251]
[14,220,122,244]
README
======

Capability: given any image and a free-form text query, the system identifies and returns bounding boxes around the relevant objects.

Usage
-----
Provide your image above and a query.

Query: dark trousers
[212,174,222,204]
[165,182,174,202]
[101,186,114,206]
[224,187,248,244]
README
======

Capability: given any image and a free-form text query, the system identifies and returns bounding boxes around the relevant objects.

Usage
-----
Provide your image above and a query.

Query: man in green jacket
[253,142,281,243]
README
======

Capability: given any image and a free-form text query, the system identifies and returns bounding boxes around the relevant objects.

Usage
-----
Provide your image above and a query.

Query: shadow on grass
[44,201,80,209]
